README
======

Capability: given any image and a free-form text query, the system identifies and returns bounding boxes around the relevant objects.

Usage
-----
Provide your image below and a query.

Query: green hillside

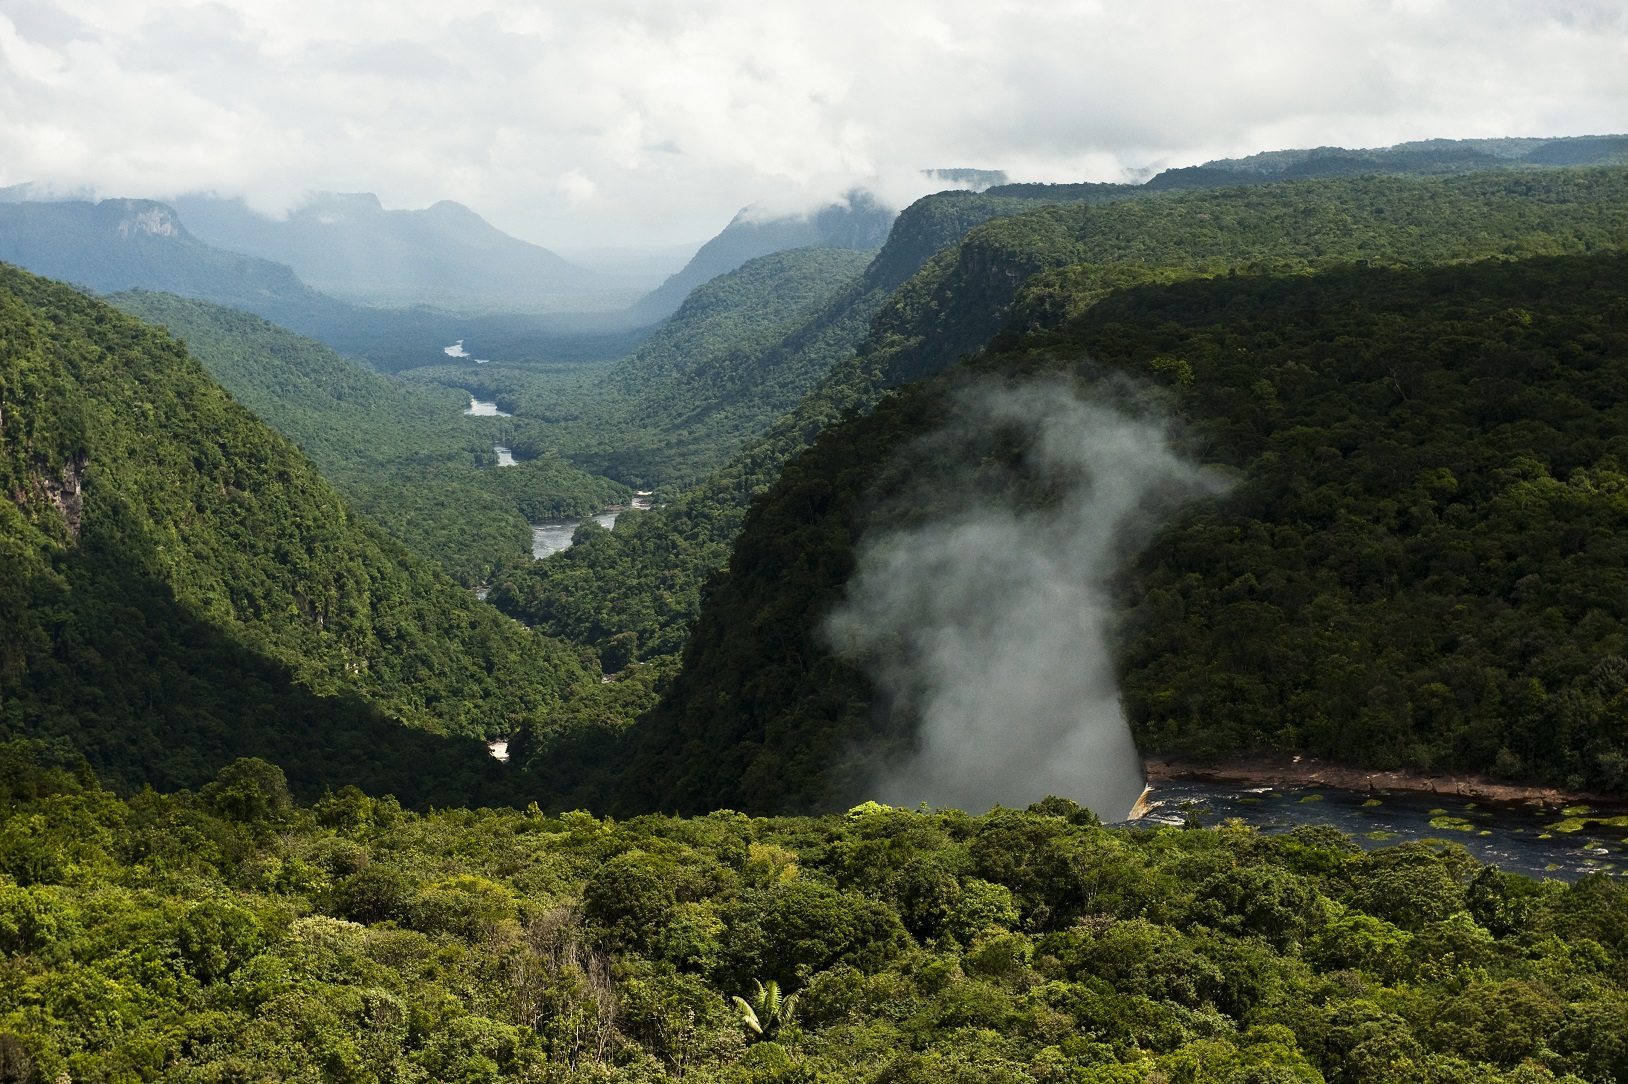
[1142,133,1628,190]
[494,167,1628,676]
[0,264,593,798]
[608,250,1628,815]
[630,189,897,322]
[110,292,627,584]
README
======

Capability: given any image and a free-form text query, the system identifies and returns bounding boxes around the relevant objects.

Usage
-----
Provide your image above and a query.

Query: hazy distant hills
[170,191,631,312]
[0,197,651,369]
[0,197,327,311]
[631,190,897,322]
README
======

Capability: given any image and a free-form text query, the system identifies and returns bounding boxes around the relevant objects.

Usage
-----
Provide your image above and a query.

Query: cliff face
[108,201,183,239]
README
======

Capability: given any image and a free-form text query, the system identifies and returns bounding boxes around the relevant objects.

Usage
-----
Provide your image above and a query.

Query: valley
[4,130,1628,1081]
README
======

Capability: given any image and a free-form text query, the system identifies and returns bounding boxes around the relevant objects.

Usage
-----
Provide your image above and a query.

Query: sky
[1,0,1625,249]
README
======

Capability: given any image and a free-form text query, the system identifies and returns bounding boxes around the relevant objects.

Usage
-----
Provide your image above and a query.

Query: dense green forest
[9,140,1628,1083]
[493,167,1628,672]
[111,292,627,584]
[0,264,596,799]
[593,250,1628,815]
[2,743,1625,1083]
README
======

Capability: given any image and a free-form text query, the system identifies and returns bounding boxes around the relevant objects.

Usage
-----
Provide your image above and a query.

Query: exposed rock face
[42,456,85,540]
[116,206,181,239]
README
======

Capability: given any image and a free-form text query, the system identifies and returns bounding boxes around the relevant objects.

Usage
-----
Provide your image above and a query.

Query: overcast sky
[2,0,1624,248]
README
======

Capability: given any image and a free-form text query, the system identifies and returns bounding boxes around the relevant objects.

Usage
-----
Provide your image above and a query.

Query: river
[529,496,653,558]
[463,395,510,417]
[494,445,517,467]
[1133,779,1626,881]
[531,512,620,558]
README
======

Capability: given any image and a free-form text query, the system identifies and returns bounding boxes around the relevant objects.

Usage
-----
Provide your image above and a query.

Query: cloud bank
[824,378,1228,820]
[2,1,1625,245]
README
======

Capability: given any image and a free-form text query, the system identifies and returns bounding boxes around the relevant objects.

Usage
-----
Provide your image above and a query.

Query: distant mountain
[170,192,628,312]
[0,197,328,311]
[630,190,897,322]
[0,198,650,370]
[1145,133,1628,189]
[0,263,594,800]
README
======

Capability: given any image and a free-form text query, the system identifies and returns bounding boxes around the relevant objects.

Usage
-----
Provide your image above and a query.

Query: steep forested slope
[614,251,1628,815]
[0,265,592,798]
[111,292,627,583]
[3,743,1626,1083]
[497,167,1628,674]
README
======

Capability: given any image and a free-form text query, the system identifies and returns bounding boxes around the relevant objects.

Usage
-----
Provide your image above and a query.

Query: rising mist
[823,377,1228,820]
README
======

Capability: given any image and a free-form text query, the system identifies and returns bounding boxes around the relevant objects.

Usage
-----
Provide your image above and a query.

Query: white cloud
[0,0,1623,246]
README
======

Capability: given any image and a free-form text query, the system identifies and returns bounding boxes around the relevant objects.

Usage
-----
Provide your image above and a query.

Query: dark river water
[1133,780,1628,882]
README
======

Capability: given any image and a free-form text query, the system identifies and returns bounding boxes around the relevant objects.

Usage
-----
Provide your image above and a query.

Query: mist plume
[824,377,1227,820]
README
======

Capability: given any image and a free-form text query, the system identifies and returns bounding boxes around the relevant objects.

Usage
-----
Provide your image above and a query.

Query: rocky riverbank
[1143,753,1621,810]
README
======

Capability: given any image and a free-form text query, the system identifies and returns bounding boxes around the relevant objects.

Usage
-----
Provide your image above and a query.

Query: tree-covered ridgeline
[493,166,1628,673]
[2,744,1625,1083]
[1137,133,1628,191]
[0,264,595,798]
[111,291,628,584]
[599,250,1628,815]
